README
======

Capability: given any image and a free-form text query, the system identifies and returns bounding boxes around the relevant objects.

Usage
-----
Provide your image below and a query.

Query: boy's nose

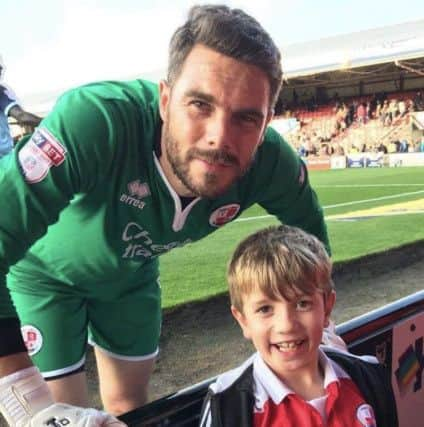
[274,308,297,333]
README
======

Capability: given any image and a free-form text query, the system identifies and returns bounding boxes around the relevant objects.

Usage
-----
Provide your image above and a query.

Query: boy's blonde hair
[228,225,334,312]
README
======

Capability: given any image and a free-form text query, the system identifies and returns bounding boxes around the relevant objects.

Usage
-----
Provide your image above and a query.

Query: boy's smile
[232,287,335,386]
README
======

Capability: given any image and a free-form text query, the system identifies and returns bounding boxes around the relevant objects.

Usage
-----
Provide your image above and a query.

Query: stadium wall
[302,152,424,169]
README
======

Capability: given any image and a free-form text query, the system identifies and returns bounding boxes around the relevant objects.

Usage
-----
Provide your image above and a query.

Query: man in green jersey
[0,4,329,426]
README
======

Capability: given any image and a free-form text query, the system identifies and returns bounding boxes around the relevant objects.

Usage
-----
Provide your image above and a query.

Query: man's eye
[243,115,256,123]
[190,100,210,111]
[238,114,259,126]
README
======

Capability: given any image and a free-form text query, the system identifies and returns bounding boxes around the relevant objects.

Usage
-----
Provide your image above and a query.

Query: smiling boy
[200,225,397,427]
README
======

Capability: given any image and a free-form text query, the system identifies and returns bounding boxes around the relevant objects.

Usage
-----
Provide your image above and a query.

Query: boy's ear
[324,290,336,327]
[231,305,252,340]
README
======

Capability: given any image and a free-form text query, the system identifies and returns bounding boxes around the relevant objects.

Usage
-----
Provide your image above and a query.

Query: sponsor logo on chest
[121,221,192,259]
[120,179,150,210]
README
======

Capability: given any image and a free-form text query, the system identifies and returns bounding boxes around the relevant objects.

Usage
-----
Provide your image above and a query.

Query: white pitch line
[323,190,424,209]
[235,215,272,223]
[234,190,424,223]
[328,210,424,221]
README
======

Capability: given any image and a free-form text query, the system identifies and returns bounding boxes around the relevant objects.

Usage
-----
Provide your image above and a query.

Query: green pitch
[160,166,424,309]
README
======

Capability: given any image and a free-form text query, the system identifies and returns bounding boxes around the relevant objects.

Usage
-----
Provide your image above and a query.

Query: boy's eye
[256,305,272,315]
[296,299,313,311]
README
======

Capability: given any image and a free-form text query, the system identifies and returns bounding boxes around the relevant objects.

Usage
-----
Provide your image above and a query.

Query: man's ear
[258,109,274,147]
[324,291,336,327]
[266,108,275,126]
[231,305,252,340]
[159,80,170,122]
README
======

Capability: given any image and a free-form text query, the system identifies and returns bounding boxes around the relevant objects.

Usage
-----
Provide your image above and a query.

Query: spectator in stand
[310,130,321,150]
[388,140,398,153]
[375,100,382,119]
[370,94,377,116]
[297,144,307,157]
[398,99,407,117]
[332,91,341,107]
[333,142,345,156]
[366,101,372,122]
[335,103,348,132]
[303,135,316,157]
[377,142,388,154]
[413,91,424,111]
[394,140,401,152]
[359,142,367,153]
[388,99,399,123]
[348,144,359,154]
[0,55,42,159]
[407,141,416,152]
[357,102,367,124]
[320,143,334,156]
[380,100,391,126]
[399,139,408,153]
[347,102,356,126]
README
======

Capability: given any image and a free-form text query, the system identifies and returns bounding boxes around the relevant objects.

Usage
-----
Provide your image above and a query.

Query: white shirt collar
[252,347,350,405]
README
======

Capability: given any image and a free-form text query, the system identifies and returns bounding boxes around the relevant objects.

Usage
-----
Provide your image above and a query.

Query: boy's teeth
[277,340,303,350]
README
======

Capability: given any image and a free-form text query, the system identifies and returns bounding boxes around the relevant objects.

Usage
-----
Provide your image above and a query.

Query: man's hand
[0,367,126,426]
[28,404,126,426]
[8,106,42,129]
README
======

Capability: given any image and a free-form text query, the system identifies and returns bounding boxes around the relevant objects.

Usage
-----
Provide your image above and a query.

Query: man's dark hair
[167,4,283,109]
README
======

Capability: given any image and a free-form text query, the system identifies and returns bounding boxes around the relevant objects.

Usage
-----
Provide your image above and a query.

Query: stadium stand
[278,89,423,160]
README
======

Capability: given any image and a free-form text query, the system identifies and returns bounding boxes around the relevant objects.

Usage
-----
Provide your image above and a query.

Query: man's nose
[205,113,232,150]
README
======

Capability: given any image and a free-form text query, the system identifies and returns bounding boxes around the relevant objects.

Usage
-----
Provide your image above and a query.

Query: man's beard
[163,122,254,199]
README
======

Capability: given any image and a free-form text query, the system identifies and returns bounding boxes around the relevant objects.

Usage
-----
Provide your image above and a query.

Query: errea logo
[120,180,150,210]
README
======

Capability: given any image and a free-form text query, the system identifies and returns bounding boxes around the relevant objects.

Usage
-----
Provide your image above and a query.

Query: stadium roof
[24,18,424,115]
[281,18,424,80]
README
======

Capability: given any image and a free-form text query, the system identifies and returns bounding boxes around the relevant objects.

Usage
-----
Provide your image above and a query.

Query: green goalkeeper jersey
[0,79,329,318]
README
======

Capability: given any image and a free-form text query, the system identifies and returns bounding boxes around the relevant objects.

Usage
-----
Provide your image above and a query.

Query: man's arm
[8,105,42,130]
[252,127,331,254]
[0,87,126,426]
[0,352,32,377]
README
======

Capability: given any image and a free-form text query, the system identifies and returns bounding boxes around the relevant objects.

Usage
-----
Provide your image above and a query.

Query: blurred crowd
[280,90,424,157]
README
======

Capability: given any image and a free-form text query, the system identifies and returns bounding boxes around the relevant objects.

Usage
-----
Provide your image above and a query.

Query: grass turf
[160,166,424,309]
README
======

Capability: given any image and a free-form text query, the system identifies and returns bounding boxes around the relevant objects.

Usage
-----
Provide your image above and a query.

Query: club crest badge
[356,403,376,427]
[209,204,240,227]
[21,325,43,356]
